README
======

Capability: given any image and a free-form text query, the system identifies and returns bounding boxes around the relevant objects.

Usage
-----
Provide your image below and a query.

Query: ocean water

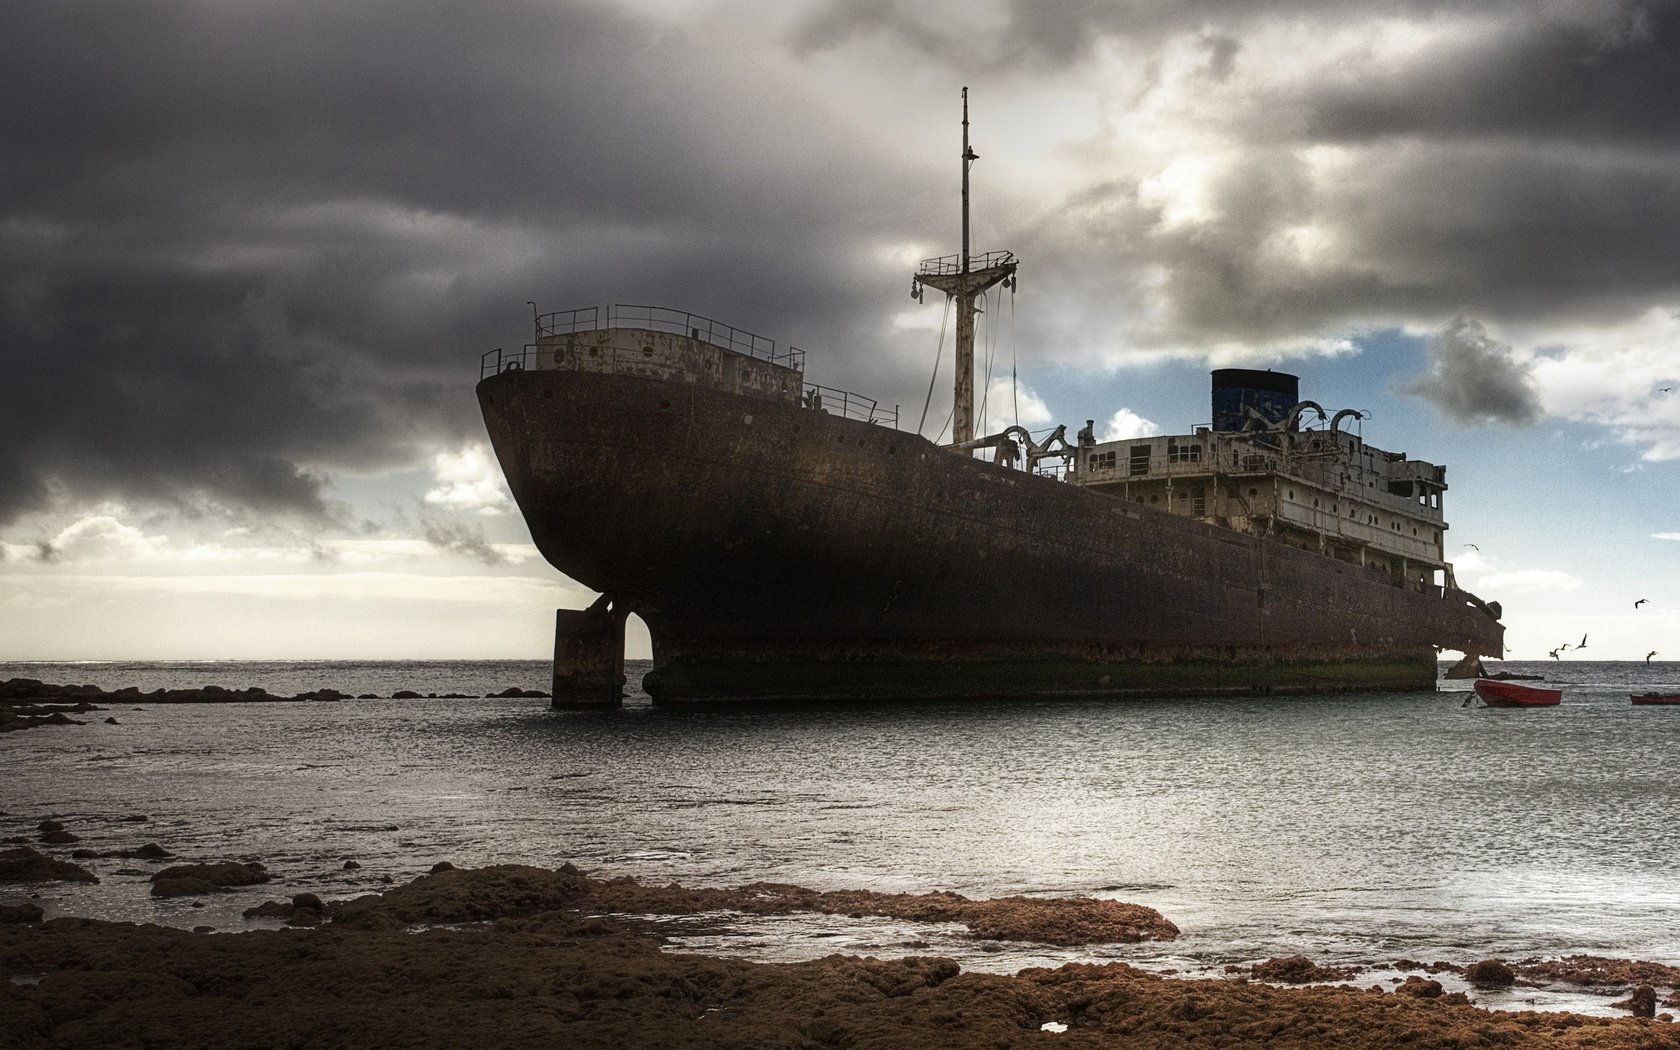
[5,658,1680,1014]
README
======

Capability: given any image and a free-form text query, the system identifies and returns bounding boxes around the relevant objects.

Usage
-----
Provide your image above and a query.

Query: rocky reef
[4,865,1680,1049]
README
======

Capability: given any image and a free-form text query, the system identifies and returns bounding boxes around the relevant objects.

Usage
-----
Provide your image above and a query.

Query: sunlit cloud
[424,444,514,515]
[1099,408,1161,442]
[40,515,170,563]
[980,377,1054,429]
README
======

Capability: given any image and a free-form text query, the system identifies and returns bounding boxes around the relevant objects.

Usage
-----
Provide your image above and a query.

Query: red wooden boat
[1632,693,1680,706]
[1473,678,1561,707]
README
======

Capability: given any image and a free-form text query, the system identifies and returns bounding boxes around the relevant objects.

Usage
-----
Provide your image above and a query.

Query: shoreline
[5,862,1680,1048]
[9,673,1680,1045]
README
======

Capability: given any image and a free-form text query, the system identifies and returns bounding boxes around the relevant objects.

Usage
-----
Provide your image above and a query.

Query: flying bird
[1549,648,1561,659]
[1463,543,1479,551]
[1577,633,1588,650]
[1648,651,1659,663]
[1635,598,1648,608]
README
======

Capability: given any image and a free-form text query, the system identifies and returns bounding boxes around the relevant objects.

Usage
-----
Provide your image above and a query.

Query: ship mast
[913,87,1018,447]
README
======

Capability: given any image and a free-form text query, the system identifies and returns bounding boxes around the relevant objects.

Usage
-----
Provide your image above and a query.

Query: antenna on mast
[912,87,1018,447]
[961,87,975,274]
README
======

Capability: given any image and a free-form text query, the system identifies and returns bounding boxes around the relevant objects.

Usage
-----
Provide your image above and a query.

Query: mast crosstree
[913,87,1017,447]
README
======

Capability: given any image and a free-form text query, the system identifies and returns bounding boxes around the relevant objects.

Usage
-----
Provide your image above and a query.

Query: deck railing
[532,306,599,337]
[528,304,803,370]
[802,384,898,428]
[488,307,894,429]
[916,250,1017,277]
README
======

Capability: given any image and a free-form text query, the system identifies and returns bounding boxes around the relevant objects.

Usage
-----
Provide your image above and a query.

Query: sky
[2,0,1678,662]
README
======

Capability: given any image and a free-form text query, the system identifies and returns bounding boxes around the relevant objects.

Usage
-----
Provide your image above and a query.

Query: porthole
[642,345,655,357]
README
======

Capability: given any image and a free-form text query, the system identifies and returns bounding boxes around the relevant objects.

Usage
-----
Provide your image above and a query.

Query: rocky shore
[5,850,1680,1048]
[0,678,550,732]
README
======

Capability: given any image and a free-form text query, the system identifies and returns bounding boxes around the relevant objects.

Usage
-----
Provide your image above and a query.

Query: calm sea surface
[5,658,1680,1013]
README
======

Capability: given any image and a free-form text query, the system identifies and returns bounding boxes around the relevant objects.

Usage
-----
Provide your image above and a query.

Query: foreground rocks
[3,899,1678,1050]
[320,864,1178,946]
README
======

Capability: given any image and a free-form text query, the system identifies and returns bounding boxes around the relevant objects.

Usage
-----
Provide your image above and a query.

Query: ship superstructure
[1065,371,1460,597]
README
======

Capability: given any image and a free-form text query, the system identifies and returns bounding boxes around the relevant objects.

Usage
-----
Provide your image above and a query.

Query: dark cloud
[0,0,931,526]
[420,518,503,566]
[11,0,1680,525]
[790,0,1536,71]
[1401,318,1543,425]
[1298,6,1680,145]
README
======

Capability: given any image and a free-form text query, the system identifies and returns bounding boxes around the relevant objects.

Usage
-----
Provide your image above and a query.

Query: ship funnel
[1211,369,1300,433]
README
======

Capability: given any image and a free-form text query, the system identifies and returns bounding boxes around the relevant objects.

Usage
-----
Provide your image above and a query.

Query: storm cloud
[0,0,932,527]
[9,0,1680,527]
[1403,318,1544,425]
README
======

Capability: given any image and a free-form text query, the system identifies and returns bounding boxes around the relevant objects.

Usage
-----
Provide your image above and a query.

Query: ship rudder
[551,597,627,709]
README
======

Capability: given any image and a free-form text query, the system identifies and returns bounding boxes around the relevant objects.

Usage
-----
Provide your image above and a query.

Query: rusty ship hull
[478,366,1504,703]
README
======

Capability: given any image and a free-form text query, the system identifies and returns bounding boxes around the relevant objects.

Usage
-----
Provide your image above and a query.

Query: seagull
[1648,650,1659,663]
[1577,633,1588,650]
[1549,648,1561,659]
[1464,543,1480,551]
[1635,598,1648,608]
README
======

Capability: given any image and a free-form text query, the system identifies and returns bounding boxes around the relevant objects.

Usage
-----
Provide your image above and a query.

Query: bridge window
[1129,446,1151,476]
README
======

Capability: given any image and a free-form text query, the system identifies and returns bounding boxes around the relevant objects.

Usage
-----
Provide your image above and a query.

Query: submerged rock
[0,846,98,884]
[0,902,45,923]
[1466,959,1516,988]
[1615,986,1657,1017]
[150,861,269,897]
[1398,976,1445,998]
[1251,955,1359,984]
[72,843,172,861]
